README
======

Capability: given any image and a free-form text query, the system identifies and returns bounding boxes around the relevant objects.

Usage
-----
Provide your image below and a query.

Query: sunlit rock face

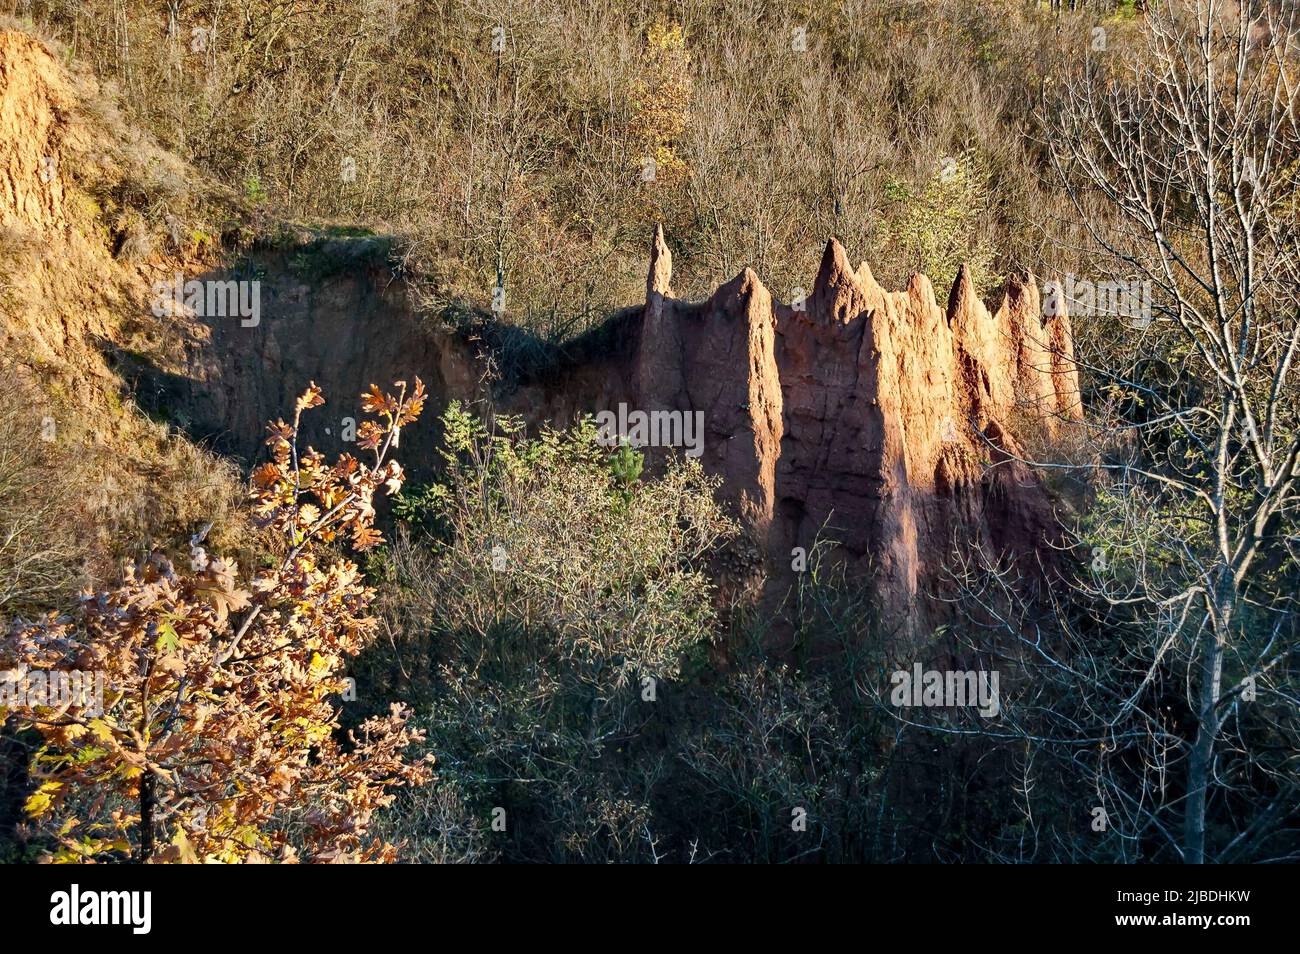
[519,228,1082,642]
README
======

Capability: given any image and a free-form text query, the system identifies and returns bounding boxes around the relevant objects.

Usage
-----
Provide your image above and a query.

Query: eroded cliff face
[139,225,1083,642]
[0,31,477,479]
[2,28,1082,640]
[161,241,480,464]
[1,30,129,391]
[516,227,1082,640]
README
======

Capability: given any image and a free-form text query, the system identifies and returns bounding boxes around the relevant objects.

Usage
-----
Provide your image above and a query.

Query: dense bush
[0,382,434,862]
[370,406,733,860]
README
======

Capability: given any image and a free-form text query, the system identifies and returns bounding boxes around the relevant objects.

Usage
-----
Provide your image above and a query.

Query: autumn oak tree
[0,380,433,863]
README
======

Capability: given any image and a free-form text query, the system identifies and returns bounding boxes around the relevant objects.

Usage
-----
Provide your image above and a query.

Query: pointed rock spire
[813,238,855,296]
[945,263,978,327]
[647,224,673,300]
[906,271,936,305]
[810,238,868,324]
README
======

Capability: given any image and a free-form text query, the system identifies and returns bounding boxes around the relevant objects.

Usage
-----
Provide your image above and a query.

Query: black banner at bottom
[1,863,1286,943]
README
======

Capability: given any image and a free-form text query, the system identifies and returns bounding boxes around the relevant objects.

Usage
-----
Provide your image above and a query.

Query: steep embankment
[2,28,1082,640]
[0,29,252,590]
[164,237,479,465]
[0,28,475,582]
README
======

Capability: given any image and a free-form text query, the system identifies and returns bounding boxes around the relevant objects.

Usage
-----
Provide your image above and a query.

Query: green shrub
[374,404,735,860]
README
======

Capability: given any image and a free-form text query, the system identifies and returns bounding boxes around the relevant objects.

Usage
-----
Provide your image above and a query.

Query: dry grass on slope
[0,26,252,608]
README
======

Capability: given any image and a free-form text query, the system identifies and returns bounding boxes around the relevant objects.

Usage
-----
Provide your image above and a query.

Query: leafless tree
[1009,0,1300,863]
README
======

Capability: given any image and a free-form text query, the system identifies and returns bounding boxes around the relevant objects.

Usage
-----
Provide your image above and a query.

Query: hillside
[0,23,1085,636]
[2,2,1298,870]
[0,28,248,601]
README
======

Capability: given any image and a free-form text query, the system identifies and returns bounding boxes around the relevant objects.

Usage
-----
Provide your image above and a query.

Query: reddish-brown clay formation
[523,227,1083,641]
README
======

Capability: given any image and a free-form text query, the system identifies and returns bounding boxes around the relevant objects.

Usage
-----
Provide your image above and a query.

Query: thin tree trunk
[138,772,155,862]
[1184,584,1229,864]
